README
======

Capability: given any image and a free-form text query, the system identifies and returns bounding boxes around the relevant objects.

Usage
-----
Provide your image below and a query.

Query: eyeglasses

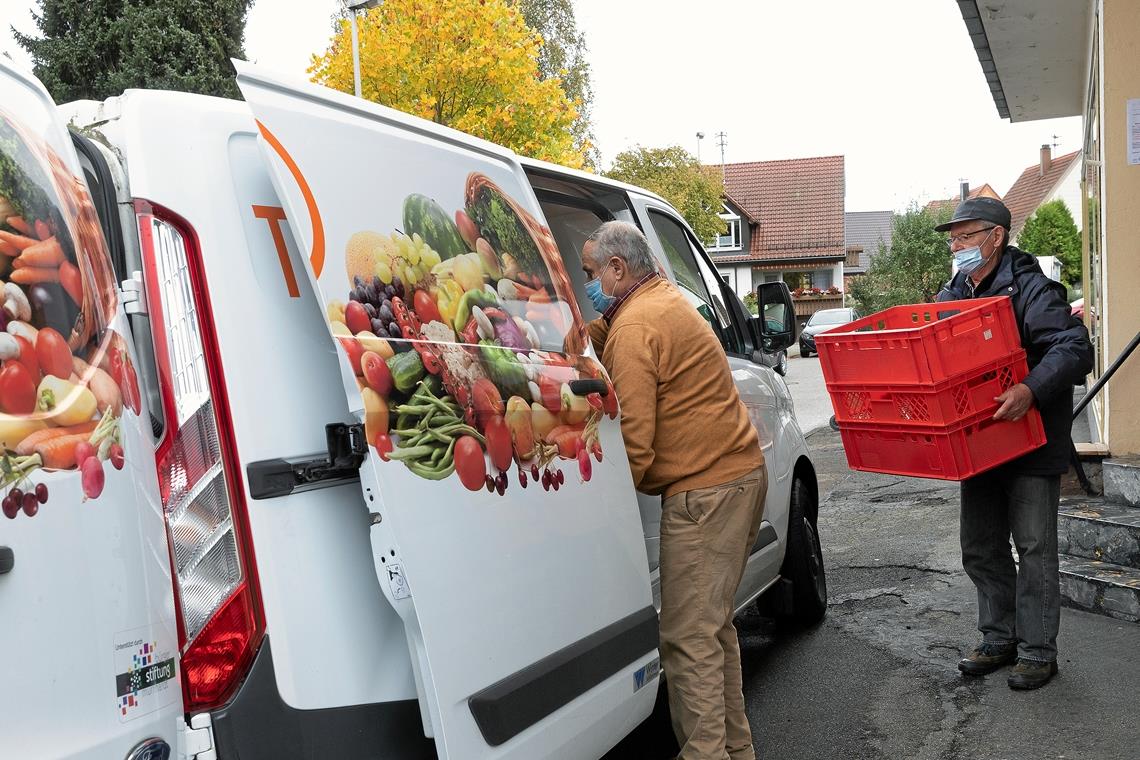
[945,226,995,249]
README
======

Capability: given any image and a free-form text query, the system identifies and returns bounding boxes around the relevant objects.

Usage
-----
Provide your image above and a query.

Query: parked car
[799,307,861,357]
[0,58,825,760]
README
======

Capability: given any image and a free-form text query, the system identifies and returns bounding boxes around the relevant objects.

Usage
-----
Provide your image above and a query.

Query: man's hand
[993,383,1035,421]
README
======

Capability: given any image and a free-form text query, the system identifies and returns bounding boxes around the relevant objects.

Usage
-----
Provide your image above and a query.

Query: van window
[646,210,745,355]
[537,196,612,321]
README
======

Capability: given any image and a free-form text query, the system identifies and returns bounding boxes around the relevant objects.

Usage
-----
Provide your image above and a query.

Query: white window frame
[707,204,742,252]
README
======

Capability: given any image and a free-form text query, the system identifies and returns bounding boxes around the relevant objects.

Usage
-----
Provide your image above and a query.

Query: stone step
[1104,456,1140,507]
[1059,554,1140,623]
[1058,498,1140,569]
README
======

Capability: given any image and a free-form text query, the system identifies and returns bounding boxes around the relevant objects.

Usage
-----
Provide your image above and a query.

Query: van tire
[780,478,827,626]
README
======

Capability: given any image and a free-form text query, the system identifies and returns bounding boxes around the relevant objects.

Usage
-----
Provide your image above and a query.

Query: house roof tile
[711,155,846,262]
[1003,149,1080,238]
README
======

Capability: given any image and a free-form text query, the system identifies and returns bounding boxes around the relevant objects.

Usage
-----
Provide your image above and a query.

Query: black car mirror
[754,282,795,353]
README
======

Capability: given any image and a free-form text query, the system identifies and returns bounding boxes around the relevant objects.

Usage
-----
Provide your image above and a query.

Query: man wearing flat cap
[935,196,1092,690]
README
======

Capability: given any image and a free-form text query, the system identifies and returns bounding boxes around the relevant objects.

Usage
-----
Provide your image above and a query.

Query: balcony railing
[792,292,843,317]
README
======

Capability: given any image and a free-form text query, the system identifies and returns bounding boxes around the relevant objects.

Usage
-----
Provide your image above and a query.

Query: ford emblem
[126,738,171,760]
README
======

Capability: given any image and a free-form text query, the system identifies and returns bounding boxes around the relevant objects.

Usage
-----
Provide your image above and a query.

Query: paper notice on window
[1129,99,1140,165]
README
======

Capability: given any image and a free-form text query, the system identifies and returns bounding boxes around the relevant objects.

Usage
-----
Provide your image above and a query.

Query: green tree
[13,0,252,102]
[1016,199,1082,286]
[606,145,726,243]
[512,0,598,170]
[850,203,952,314]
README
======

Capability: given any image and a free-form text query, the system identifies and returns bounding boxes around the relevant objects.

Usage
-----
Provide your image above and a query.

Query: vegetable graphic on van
[326,177,613,493]
[0,110,136,517]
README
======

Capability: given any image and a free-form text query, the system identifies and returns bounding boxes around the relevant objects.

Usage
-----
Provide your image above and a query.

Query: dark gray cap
[934,196,1012,232]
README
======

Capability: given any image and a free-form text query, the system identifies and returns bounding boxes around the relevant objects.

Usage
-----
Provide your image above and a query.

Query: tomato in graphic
[374,433,394,461]
[338,337,365,376]
[361,351,393,396]
[0,362,37,414]
[454,435,487,491]
[344,301,372,335]
[13,336,38,377]
[35,328,72,379]
[413,289,442,325]
[483,415,513,472]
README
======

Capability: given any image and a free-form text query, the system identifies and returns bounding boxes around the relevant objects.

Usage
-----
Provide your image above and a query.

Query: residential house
[1004,145,1082,243]
[706,156,846,325]
[924,182,1002,217]
[843,210,893,290]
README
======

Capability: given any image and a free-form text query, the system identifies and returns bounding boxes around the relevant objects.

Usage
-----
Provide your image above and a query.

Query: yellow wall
[1101,0,1140,454]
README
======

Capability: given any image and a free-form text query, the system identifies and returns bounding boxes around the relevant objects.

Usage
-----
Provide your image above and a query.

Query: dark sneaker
[957,642,1017,676]
[1007,659,1058,690]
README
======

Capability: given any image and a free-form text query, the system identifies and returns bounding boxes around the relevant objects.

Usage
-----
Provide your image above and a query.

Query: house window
[707,204,741,251]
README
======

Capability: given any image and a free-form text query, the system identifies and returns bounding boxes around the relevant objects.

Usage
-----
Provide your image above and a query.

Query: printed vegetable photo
[329,173,616,494]
[0,109,140,518]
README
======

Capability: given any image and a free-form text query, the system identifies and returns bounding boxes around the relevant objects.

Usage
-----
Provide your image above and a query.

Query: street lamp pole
[345,0,382,99]
[696,132,705,163]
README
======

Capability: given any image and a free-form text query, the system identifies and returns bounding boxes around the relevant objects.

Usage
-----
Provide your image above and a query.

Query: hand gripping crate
[827,350,1030,428]
[815,297,1022,386]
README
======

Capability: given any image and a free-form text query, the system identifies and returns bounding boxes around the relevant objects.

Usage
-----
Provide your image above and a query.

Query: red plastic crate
[837,407,1046,481]
[827,350,1029,427]
[816,297,1022,386]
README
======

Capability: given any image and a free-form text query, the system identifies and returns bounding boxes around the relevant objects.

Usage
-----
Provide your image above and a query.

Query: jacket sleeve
[1020,279,1094,405]
[602,321,658,490]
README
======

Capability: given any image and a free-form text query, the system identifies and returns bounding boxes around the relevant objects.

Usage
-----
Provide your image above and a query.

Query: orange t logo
[252,205,300,298]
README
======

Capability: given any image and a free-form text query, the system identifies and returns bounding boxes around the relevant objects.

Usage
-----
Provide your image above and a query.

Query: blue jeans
[960,472,1061,663]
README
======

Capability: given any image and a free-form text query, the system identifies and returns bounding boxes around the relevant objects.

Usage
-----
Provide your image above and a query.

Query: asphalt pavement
[781,349,833,436]
[608,425,1140,760]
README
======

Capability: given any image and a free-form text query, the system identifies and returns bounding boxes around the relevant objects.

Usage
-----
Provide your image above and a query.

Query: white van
[0,59,825,760]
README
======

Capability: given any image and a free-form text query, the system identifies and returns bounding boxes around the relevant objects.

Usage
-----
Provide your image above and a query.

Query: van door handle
[0,546,13,575]
[569,379,608,397]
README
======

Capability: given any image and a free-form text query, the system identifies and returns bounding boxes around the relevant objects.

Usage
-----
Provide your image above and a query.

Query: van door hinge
[177,713,216,760]
[120,270,148,316]
[246,423,368,500]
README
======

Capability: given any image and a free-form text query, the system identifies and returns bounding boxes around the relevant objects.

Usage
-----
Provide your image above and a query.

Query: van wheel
[780,478,827,625]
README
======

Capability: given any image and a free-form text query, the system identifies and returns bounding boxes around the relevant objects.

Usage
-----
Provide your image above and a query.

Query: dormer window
[708,204,741,251]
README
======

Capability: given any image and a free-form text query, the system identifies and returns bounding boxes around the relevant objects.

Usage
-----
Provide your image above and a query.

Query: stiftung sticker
[113,625,178,722]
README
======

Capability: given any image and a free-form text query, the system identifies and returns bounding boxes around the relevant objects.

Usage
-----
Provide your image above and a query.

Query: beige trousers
[659,466,767,760]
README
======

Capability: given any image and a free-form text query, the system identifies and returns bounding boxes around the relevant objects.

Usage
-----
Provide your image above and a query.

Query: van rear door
[236,62,658,758]
[0,61,179,758]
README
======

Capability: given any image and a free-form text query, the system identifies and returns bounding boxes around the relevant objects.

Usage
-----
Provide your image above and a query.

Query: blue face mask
[585,264,615,312]
[953,228,996,276]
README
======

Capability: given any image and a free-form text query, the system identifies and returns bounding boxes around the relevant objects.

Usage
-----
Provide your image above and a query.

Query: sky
[0,0,1083,212]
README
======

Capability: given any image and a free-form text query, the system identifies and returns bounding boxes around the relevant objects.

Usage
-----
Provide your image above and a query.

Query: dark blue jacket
[937,245,1093,476]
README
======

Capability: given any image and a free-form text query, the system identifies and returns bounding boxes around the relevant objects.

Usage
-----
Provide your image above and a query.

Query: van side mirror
[754,282,795,353]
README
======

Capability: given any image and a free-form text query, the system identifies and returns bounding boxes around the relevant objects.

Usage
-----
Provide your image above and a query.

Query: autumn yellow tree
[309,0,586,169]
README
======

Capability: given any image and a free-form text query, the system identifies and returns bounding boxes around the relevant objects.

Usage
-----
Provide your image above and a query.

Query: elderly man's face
[581,240,625,290]
[948,220,1004,282]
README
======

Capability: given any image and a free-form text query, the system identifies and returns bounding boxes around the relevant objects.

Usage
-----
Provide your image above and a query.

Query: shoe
[1007,659,1058,690]
[957,642,1017,676]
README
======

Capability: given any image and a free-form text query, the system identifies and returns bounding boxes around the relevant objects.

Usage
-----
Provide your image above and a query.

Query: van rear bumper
[210,637,436,759]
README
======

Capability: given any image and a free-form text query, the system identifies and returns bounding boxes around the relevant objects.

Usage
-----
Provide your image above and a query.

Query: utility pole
[716,131,728,184]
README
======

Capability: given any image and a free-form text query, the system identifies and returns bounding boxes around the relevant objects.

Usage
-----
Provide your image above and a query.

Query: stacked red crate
[815,297,1046,480]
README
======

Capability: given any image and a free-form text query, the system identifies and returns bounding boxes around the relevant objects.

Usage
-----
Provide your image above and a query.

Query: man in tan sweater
[582,221,766,760]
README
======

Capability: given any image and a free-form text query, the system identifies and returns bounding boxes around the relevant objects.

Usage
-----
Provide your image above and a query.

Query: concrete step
[1104,456,1140,507]
[1058,497,1140,569]
[1059,555,1140,623]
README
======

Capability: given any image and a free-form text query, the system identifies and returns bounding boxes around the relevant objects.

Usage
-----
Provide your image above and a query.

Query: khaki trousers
[660,466,767,760]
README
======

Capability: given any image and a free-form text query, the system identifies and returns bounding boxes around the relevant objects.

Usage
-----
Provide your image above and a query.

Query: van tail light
[135,199,264,713]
